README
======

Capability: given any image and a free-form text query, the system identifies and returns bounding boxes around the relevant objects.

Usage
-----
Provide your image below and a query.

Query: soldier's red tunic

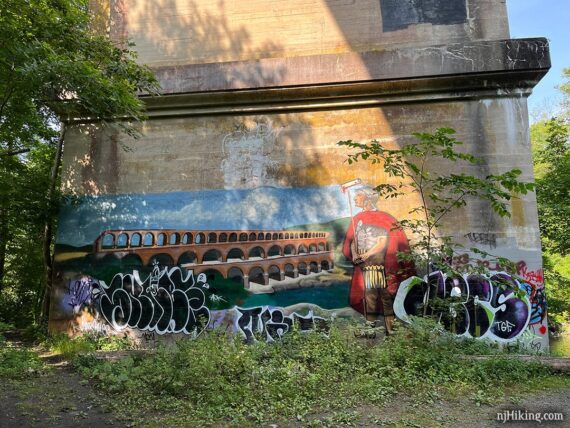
[342,210,415,315]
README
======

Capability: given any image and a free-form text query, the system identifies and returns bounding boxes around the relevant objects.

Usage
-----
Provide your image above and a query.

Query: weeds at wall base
[62,320,559,426]
[1,322,567,427]
[46,332,132,358]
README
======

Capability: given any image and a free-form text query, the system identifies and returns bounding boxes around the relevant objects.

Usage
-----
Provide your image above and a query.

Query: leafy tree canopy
[530,68,570,329]
[0,0,158,324]
[532,70,570,256]
[0,0,158,156]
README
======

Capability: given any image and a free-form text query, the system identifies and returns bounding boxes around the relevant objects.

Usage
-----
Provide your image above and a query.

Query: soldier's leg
[363,288,380,323]
[380,288,395,334]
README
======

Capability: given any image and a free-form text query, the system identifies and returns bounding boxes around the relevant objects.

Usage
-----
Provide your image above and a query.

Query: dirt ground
[352,388,570,428]
[1,334,569,428]
[0,332,119,428]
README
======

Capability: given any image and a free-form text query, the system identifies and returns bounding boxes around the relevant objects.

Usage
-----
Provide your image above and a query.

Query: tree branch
[0,148,30,157]
[433,191,467,227]
[0,67,16,120]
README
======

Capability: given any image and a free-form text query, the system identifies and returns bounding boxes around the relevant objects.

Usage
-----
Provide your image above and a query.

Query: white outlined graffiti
[394,271,532,343]
[93,263,211,336]
[234,306,330,342]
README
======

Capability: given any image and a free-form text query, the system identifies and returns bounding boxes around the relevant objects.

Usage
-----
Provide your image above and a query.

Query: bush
[0,321,14,332]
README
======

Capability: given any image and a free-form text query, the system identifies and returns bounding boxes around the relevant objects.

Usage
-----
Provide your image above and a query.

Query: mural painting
[52,181,366,339]
[340,180,415,334]
[52,178,547,348]
[52,172,546,348]
[51,116,547,348]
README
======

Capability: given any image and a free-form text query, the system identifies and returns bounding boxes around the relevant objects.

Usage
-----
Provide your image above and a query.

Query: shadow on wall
[63,0,514,246]
[67,0,289,195]
[127,0,284,63]
[61,121,141,196]
[62,1,342,230]
[125,0,287,90]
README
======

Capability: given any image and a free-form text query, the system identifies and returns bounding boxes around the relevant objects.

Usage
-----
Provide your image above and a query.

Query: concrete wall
[110,0,509,67]
[60,95,543,265]
[51,1,550,350]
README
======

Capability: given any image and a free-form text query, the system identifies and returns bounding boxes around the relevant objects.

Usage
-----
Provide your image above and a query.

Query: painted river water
[242,282,350,310]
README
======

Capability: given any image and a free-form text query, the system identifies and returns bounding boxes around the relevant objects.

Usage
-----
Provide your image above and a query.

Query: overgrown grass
[47,333,132,358]
[0,334,45,379]
[73,319,559,426]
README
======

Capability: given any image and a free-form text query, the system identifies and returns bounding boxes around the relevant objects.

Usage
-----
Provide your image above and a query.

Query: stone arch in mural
[228,267,245,284]
[249,266,267,285]
[268,245,282,257]
[149,253,174,266]
[178,251,198,265]
[248,246,265,259]
[268,264,282,281]
[92,228,335,289]
[203,249,223,263]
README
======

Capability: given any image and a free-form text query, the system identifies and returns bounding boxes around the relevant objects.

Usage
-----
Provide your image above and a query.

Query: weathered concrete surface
[104,0,510,67]
[149,38,550,95]
[52,1,551,350]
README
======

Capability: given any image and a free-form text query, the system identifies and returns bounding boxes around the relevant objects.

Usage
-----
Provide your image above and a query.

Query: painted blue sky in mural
[57,185,357,247]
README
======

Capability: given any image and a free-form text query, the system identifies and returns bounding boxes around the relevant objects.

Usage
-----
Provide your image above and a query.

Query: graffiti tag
[235,306,330,342]
[464,232,497,249]
[96,263,211,336]
[495,320,515,333]
[67,263,211,336]
[66,276,97,314]
[394,271,531,342]
[451,255,547,328]
[516,261,547,326]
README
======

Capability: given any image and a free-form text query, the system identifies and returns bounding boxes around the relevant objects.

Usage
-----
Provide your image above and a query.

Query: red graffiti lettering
[516,261,544,287]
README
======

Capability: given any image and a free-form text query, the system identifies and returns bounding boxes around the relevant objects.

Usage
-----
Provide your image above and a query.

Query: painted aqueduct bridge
[51,0,551,351]
[94,229,334,288]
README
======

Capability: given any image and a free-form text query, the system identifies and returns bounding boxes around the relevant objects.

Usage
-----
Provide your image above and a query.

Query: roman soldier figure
[342,187,414,334]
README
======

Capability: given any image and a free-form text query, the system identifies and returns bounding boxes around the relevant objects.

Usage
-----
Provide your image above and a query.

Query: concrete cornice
[140,38,549,118]
[142,70,545,118]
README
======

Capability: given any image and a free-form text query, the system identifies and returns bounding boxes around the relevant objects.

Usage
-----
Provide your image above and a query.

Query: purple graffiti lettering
[394,271,531,342]
[65,276,99,314]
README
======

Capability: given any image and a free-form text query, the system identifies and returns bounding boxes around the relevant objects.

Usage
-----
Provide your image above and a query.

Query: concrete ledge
[67,38,549,122]
[140,70,543,118]
[150,38,550,95]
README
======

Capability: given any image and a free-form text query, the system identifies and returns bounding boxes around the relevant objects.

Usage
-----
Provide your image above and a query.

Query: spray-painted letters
[235,306,330,342]
[85,263,211,336]
[394,271,531,342]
